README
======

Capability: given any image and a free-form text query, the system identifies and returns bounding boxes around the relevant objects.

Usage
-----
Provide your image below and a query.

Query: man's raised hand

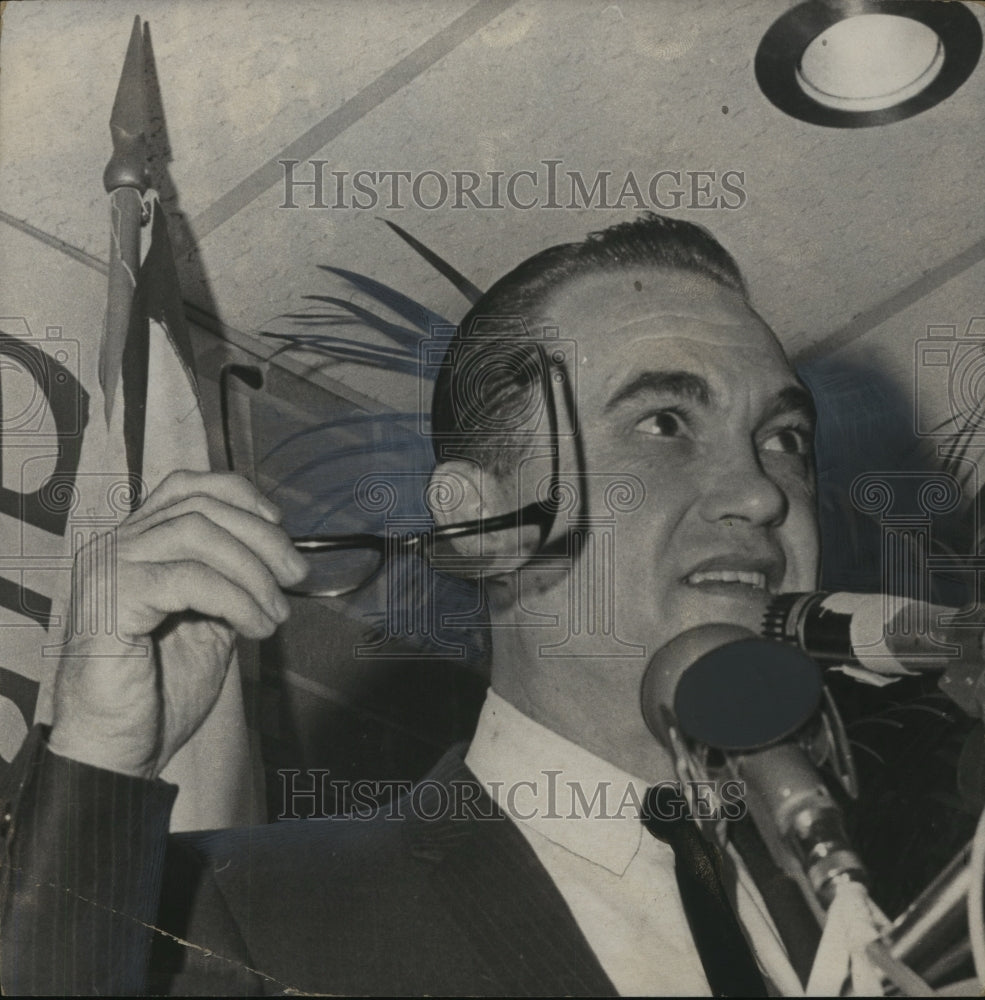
[48,471,308,780]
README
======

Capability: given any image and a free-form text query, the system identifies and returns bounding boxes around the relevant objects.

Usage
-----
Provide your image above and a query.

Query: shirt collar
[465,690,650,876]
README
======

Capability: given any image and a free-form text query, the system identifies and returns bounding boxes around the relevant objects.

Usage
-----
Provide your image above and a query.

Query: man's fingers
[127,493,309,588]
[125,511,292,625]
[129,560,284,640]
[132,470,283,526]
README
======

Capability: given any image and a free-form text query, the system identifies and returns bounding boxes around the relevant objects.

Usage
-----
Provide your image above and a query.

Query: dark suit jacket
[0,727,617,996]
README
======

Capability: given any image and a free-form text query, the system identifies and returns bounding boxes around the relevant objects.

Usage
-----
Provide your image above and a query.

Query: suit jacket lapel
[403,748,617,997]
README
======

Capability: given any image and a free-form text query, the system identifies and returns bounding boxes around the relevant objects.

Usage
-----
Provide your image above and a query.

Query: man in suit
[0,213,817,995]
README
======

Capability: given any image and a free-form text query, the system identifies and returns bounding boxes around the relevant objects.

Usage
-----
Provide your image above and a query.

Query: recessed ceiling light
[756,1,982,128]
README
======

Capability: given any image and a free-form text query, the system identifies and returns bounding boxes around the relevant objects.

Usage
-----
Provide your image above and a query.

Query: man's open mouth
[684,569,768,590]
[681,553,783,595]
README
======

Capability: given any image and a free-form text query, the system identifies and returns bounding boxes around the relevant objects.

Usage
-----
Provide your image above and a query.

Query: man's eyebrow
[762,385,817,427]
[603,371,710,412]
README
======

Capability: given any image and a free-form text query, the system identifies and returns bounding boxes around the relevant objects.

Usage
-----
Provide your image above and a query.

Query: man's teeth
[686,569,767,589]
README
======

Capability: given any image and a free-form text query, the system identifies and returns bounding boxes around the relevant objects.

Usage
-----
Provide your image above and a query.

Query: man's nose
[697,446,787,527]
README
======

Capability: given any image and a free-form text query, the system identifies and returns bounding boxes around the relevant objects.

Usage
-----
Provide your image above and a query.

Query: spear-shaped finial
[101,15,150,423]
[103,15,149,195]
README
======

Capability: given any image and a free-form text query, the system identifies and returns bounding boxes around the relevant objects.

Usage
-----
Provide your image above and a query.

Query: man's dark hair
[430,212,748,473]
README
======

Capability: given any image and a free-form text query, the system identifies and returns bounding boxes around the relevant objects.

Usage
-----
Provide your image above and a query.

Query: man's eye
[761,427,812,456]
[634,409,687,437]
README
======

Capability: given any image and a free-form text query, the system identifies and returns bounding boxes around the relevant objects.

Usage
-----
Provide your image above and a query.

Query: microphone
[761,591,981,674]
[641,625,867,910]
[762,592,985,715]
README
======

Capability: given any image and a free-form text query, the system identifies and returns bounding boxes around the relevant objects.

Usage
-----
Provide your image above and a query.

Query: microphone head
[641,624,824,751]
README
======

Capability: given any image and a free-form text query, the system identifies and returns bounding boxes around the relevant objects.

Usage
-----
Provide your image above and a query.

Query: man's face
[516,265,820,659]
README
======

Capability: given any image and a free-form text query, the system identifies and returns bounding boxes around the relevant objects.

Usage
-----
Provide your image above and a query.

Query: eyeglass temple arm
[291,496,560,552]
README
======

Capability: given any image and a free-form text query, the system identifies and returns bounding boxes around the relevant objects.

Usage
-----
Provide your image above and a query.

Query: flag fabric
[117,193,259,830]
[0,193,260,831]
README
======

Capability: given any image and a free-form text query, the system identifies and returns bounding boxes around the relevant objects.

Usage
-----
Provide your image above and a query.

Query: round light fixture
[755,1,982,127]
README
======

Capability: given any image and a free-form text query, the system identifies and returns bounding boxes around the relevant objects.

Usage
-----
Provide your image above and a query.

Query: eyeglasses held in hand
[221,338,568,598]
[290,495,561,597]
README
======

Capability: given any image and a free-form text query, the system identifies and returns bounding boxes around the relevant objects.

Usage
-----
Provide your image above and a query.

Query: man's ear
[428,460,516,557]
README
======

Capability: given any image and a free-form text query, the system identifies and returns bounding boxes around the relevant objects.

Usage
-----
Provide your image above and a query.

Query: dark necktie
[642,785,768,998]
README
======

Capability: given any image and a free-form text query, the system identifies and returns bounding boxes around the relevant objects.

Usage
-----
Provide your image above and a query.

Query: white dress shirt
[465,690,804,997]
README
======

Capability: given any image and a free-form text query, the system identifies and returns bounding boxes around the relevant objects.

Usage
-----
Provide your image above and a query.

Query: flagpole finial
[103,15,149,194]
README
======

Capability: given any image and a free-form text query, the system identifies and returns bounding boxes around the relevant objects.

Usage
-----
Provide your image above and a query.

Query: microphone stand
[643,620,985,995]
[641,624,884,991]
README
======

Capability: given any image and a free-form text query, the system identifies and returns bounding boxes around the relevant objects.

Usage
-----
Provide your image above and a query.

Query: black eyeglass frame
[224,339,568,598]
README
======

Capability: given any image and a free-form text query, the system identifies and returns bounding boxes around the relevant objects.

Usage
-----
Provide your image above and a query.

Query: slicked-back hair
[430,212,749,474]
